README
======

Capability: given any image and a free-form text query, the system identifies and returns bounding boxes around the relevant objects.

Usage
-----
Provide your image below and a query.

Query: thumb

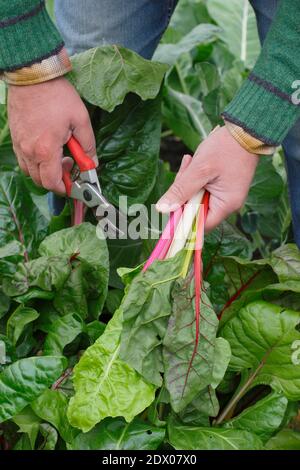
[156,158,209,213]
[72,111,98,166]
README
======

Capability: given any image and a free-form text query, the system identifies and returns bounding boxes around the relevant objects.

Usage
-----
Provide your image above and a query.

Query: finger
[156,158,210,213]
[17,155,29,176]
[62,156,74,173]
[71,110,98,165]
[26,162,42,187]
[175,154,192,180]
[39,148,65,194]
[204,197,229,233]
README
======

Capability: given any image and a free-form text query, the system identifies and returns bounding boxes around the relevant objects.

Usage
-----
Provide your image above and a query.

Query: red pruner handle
[63,168,73,197]
[67,136,96,172]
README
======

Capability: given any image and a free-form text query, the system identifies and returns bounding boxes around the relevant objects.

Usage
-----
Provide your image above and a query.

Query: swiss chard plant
[0,0,299,451]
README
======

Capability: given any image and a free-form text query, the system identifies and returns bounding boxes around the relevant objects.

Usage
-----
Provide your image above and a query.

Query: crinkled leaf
[266,429,300,450]
[207,0,260,68]
[224,392,288,443]
[68,417,165,450]
[154,24,220,65]
[178,386,219,427]
[97,94,161,206]
[32,389,77,443]
[211,337,231,389]
[7,306,39,346]
[270,244,300,283]
[0,170,48,258]
[0,356,66,422]
[12,407,41,449]
[2,255,71,298]
[43,313,83,356]
[221,301,300,399]
[119,251,186,387]
[38,423,58,450]
[39,223,109,319]
[67,309,155,432]
[163,279,218,411]
[69,46,167,112]
[168,417,263,450]
[0,240,24,280]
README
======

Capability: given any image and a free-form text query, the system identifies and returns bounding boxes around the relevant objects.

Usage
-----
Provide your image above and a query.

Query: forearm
[223,0,300,147]
[0,0,71,84]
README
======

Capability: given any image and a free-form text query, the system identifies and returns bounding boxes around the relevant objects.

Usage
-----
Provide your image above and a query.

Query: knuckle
[18,140,33,158]
[34,140,50,161]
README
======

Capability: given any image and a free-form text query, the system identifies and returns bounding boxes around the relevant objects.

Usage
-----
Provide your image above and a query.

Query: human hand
[156,126,259,231]
[8,77,96,193]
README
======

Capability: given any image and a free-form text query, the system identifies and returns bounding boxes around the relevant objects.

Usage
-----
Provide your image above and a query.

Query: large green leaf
[119,251,186,387]
[0,170,48,258]
[164,0,212,41]
[168,417,263,450]
[39,223,109,319]
[69,46,167,112]
[12,407,41,449]
[0,356,66,422]
[154,24,219,65]
[67,309,155,432]
[7,306,39,346]
[97,94,161,206]
[207,0,260,68]
[163,279,218,411]
[221,301,300,400]
[31,389,77,443]
[0,240,24,280]
[2,255,71,299]
[224,392,288,443]
[68,418,165,450]
[43,313,83,356]
[177,387,219,427]
[163,86,212,151]
[266,429,300,450]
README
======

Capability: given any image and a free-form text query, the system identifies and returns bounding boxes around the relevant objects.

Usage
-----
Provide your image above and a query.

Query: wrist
[2,47,72,86]
[223,119,277,156]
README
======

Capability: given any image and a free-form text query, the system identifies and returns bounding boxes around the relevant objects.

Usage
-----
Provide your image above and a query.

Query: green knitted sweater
[1,0,300,146]
[0,0,63,72]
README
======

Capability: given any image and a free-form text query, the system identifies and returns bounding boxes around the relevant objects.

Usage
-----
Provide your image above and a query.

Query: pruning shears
[63,136,126,236]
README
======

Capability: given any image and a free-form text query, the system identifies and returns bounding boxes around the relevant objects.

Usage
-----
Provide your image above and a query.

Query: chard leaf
[69,46,167,112]
[224,392,288,443]
[221,301,300,399]
[97,94,161,206]
[39,423,58,450]
[7,306,39,346]
[270,244,300,282]
[0,356,66,422]
[0,240,24,279]
[68,418,165,450]
[211,337,231,389]
[67,309,155,432]
[163,279,218,411]
[43,313,83,356]
[177,387,219,427]
[12,407,41,449]
[2,256,71,298]
[266,429,300,450]
[207,0,260,68]
[119,251,186,387]
[0,170,48,259]
[168,417,263,450]
[39,223,109,319]
[154,24,220,65]
[32,389,77,443]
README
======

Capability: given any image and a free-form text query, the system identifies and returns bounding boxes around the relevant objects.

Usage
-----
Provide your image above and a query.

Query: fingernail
[156,199,181,213]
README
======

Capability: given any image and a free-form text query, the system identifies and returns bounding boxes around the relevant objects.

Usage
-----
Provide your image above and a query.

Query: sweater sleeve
[222,0,300,146]
[0,0,64,73]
